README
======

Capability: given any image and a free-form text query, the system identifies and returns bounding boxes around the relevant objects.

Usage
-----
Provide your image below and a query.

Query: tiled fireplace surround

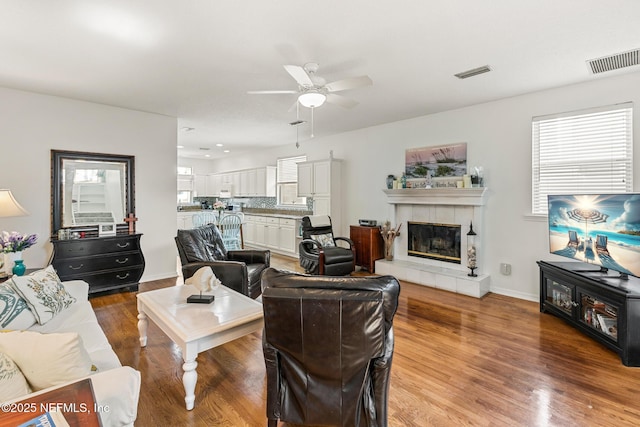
[375,188,490,298]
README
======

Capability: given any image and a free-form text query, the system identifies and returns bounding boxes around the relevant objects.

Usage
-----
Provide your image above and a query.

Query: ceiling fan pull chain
[311,107,315,138]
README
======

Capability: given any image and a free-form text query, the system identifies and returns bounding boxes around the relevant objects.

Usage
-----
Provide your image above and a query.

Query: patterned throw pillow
[0,282,36,330]
[8,266,76,325]
[310,233,336,247]
[0,350,31,401]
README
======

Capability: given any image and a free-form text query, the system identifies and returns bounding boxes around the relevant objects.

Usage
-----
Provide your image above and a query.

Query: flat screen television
[547,194,640,279]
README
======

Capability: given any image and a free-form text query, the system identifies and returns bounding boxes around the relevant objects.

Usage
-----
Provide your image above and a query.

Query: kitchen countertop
[243,212,306,220]
[177,209,308,220]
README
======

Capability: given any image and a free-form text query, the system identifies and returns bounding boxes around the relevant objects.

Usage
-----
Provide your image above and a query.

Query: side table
[0,378,101,426]
[350,225,385,273]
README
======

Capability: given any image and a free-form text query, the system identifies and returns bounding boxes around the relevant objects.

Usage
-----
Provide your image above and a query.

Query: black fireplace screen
[407,221,461,264]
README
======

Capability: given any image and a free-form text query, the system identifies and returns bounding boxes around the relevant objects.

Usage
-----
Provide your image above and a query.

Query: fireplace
[407,221,461,264]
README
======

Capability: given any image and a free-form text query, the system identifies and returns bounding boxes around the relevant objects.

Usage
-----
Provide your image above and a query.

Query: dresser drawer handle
[68,264,84,270]
[116,272,130,280]
[115,258,129,264]
[67,247,85,253]
[117,242,131,248]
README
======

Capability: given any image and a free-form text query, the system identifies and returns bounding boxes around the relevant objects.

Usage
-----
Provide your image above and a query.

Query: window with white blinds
[276,155,307,206]
[532,103,633,215]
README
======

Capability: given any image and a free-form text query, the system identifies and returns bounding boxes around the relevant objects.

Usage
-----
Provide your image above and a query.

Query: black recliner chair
[261,267,401,427]
[298,215,356,276]
[175,224,270,299]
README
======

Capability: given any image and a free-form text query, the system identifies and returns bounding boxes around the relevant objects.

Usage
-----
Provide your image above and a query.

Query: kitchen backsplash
[193,196,313,212]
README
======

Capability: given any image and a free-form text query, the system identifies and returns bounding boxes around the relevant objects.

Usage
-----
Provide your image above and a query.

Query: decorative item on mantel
[470,166,484,187]
[185,266,221,304]
[381,221,402,261]
[467,221,478,277]
[386,175,395,189]
[0,231,38,276]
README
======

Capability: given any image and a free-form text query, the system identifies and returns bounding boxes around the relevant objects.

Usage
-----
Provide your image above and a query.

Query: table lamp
[0,189,29,218]
[0,189,29,277]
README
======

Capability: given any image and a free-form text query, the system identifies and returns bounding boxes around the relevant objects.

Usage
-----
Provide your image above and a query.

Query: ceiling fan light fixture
[298,91,326,108]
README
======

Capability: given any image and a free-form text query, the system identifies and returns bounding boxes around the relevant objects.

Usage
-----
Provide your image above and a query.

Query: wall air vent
[587,48,640,74]
[454,65,491,79]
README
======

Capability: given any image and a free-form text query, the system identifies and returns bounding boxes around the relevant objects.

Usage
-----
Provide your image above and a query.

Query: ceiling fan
[248,62,372,109]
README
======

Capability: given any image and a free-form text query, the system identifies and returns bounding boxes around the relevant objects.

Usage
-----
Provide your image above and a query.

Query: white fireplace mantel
[377,186,490,298]
[382,187,487,206]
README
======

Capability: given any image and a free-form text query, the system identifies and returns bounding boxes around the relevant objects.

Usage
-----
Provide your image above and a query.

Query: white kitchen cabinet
[254,216,267,246]
[296,159,342,235]
[243,215,256,244]
[297,163,314,197]
[231,172,241,195]
[257,166,276,197]
[177,212,195,230]
[278,219,296,253]
[265,217,279,249]
[243,214,299,256]
[194,174,204,196]
[209,174,222,196]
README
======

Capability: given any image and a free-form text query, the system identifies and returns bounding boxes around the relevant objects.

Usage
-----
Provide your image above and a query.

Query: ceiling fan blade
[247,90,298,94]
[326,93,359,109]
[283,65,314,88]
[325,75,373,92]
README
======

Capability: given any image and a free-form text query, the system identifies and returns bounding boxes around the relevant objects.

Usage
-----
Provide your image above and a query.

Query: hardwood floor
[90,255,640,426]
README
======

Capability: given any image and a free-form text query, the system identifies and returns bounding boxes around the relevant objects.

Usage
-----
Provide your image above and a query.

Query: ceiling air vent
[587,48,640,74]
[454,65,491,79]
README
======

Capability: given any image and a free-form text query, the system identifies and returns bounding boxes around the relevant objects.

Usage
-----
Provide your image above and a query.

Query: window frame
[276,155,307,207]
[531,102,633,216]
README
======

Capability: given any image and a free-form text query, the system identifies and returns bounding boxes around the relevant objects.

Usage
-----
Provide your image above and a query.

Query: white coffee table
[136,284,263,410]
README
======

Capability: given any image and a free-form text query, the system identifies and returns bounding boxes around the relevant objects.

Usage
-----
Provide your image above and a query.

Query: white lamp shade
[298,91,326,108]
[0,189,29,217]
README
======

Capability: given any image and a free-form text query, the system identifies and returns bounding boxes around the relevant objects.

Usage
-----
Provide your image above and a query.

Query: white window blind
[532,103,633,215]
[277,155,307,206]
[277,155,306,183]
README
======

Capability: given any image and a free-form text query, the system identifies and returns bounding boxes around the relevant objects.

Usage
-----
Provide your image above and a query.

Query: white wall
[0,87,178,282]
[202,70,640,301]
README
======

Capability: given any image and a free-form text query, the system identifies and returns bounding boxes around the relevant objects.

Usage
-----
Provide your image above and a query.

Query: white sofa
[3,280,141,427]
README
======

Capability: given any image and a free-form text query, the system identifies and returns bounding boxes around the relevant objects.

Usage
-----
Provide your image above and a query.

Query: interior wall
[0,87,178,282]
[200,70,640,301]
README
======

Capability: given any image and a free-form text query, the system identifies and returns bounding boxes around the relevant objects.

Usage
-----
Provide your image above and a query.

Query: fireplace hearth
[376,187,489,298]
[408,221,461,264]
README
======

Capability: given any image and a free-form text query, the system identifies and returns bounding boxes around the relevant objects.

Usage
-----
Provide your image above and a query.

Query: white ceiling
[2,1,640,159]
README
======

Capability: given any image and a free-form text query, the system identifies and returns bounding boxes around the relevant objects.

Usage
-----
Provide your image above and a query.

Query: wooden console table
[350,225,384,273]
[0,378,101,426]
[51,233,145,295]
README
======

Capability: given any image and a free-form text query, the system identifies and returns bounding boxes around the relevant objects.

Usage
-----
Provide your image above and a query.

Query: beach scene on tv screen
[548,194,640,277]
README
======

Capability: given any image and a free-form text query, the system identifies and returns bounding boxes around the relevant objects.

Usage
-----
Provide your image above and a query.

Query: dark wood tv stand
[538,260,640,367]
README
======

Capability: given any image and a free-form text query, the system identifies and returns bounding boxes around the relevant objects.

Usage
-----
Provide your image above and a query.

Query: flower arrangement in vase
[0,231,38,276]
[380,221,401,261]
[213,200,227,222]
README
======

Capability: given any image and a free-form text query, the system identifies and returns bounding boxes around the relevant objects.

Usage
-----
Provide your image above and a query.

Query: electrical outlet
[500,263,512,275]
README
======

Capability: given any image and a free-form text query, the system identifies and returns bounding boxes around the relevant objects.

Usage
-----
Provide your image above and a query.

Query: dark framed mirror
[51,150,135,237]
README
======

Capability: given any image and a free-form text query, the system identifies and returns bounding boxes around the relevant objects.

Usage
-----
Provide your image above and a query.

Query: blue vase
[12,260,26,276]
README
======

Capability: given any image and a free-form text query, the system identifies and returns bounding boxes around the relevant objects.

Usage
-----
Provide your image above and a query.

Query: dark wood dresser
[350,225,384,273]
[51,233,144,295]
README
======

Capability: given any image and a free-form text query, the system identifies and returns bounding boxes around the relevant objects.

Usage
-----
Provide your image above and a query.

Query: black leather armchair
[261,267,400,427]
[299,215,356,276]
[175,224,270,299]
